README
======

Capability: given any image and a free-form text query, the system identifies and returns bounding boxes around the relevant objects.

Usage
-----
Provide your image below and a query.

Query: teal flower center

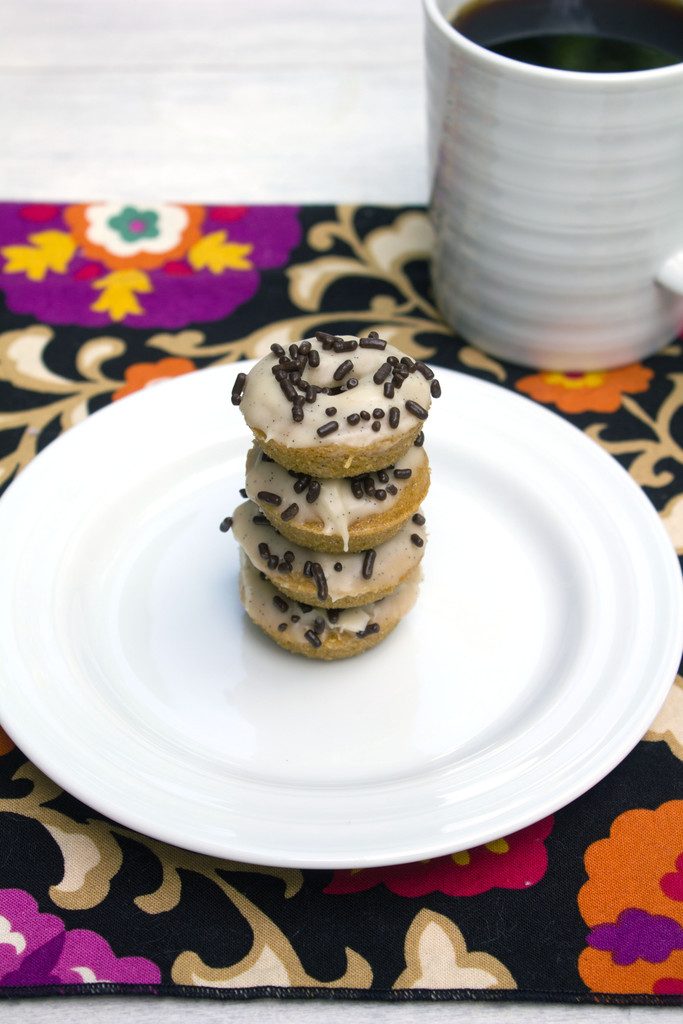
[108,207,159,242]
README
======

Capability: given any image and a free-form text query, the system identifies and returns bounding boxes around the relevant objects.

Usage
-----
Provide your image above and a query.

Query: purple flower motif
[0,202,301,328]
[0,889,160,987]
[587,907,683,966]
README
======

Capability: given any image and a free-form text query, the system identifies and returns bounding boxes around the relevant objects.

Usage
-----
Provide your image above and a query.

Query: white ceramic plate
[0,363,680,868]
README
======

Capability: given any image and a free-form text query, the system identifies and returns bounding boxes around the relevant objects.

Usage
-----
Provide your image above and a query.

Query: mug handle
[657,252,683,296]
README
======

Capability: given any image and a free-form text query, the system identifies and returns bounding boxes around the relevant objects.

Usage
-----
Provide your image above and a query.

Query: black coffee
[452,0,683,72]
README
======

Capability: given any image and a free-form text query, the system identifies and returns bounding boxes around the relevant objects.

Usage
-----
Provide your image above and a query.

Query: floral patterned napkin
[0,202,681,1004]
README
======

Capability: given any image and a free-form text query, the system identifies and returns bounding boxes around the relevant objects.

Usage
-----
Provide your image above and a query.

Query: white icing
[239,335,433,450]
[232,499,426,603]
[244,443,428,551]
[239,551,421,644]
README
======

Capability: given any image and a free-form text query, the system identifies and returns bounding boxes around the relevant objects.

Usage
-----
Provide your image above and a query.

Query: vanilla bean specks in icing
[236,332,439,464]
[244,441,429,551]
[232,499,426,607]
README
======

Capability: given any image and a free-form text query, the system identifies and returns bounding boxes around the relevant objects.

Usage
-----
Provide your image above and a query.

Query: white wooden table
[0,2,672,1020]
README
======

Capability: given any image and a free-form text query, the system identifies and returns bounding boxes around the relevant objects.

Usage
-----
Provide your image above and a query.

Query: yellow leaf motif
[2,231,76,282]
[90,270,152,322]
[188,231,253,274]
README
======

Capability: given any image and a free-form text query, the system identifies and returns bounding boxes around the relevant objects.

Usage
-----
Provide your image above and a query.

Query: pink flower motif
[324,817,554,898]
[0,889,160,988]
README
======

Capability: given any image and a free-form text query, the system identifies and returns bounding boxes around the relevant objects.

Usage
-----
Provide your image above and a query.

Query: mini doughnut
[244,441,430,553]
[235,332,439,477]
[239,553,421,660]
[231,498,427,608]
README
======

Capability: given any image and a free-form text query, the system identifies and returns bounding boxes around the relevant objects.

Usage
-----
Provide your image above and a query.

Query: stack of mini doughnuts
[225,331,440,660]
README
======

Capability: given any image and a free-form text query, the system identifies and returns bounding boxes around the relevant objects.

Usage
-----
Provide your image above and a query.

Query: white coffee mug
[423,0,683,370]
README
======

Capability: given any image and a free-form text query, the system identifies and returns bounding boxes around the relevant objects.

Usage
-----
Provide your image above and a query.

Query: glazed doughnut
[231,498,427,608]
[239,553,421,660]
[235,332,439,477]
[244,441,430,553]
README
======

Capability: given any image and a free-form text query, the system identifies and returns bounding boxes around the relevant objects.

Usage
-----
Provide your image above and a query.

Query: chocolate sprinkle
[258,491,282,507]
[377,470,389,483]
[431,379,442,399]
[351,479,363,498]
[305,386,317,403]
[258,542,270,559]
[411,533,424,547]
[357,622,380,638]
[291,614,300,622]
[268,554,279,570]
[231,372,246,406]
[316,331,335,348]
[293,475,311,493]
[360,410,371,421]
[298,603,313,613]
[303,560,313,577]
[400,356,414,368]
[414,430,425,447]
[239,487,248,498]
[281,503,299,521]
[308,349,320,368]
[327,609,340,623]
[280,380,298,402]
[305,629,322,649]
[270,343,285,356]
[405,400,428,421]
[363,476,375,497]
[347,413,361,426]
[219,517,233,532]
[371,421,381,432]
[374,489,386,501]
[334,338,358,352]
[386,484,398,495]
[394,468,412,479]
[277,560,293,572]
[313,616,326,634]
[362,548,376,580]
[311,562,328,602]
[414,361,435,380]
[325,406,337,416]
[346,378,358,390]
[372,408,385,419]
[389,407,400,429]
[283,550,295,563]
[317,421,339,437]
[272,367,287,381]
[307,480,321,503]
[359,335,387,350]
[273,595,289,612]
[252,514,269,525]
[333,359,354,381]
[289,344,299,358]
[412,513,426,525]
[373,363,392,385]
[292,405,304,422]
[277,622,288,632]
[299,340,312,355]
[387,356,399,367]
[333,562,343,572]
[383,381,395,399]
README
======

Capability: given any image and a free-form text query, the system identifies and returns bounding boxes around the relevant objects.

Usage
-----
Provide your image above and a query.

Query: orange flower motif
[516,364,653,414]
[578,802,683,995]
[0,727,15,756]
[112,358,196,401]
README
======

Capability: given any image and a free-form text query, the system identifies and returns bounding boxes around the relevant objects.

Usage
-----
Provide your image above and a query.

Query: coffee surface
[452,0,683,72]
